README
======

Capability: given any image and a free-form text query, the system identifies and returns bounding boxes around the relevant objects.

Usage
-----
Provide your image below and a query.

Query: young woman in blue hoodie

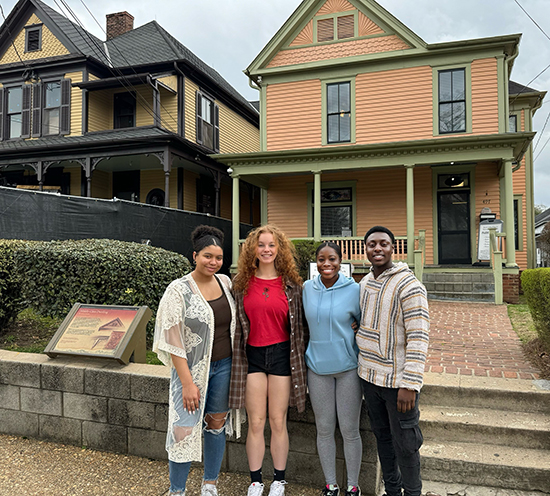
[303,242,362,496]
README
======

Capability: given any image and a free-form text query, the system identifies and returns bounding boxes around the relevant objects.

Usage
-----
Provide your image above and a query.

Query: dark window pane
[453,102,466,131]
[327,84,339,114]
[340,114,351,141]
[43,108,60,135]
[452,70,465,100]
[45,82,61,109]
[8,87,22,113]
[509,115,517,132]
[339,83,350,112]
[439,72,452,101]
[439,103,452,133]
[321,206,351,236]
[328,114,339,142]
[514,199,519,250]
[9,115,22,138]
[440,233,470,260]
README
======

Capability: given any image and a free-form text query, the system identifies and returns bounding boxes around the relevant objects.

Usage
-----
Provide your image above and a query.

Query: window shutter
[196,91,202,144]
[337,15,354,39]
[317,18,334,42]
[31,83,42,137]
[213,103,219,152]
[0,88,4,140]
[21,85,31,138]
[60,79,71,135]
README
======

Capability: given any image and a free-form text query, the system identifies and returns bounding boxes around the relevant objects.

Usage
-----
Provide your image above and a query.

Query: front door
[438,190,471,264]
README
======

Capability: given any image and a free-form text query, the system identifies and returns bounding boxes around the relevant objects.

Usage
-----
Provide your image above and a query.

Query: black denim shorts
[246,340,291,376]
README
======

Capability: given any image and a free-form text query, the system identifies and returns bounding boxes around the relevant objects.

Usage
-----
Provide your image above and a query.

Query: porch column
[85,157,92,197]
[313,171,321,242]
[406,164,415,265]
[163,148,171,207]
[260,188,268,225]
[503,159,517,267]
[36,161,44,191]
[232,175,240,269]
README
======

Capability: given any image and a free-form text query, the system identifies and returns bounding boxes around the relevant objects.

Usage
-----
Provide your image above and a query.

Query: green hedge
[292,239,322,281]
[0,240,34,329]
[1,239,191,341]
[521,268,550,346]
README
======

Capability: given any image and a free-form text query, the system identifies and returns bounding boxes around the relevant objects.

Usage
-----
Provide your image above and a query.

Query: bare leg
[267,375,291,471]
[245,372,269,471]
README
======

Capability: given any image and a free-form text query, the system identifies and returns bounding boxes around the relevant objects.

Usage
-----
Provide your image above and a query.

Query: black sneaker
[321,485,339,496]
[344,486,361,496]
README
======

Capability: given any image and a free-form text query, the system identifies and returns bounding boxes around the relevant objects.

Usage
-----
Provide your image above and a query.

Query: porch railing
[489,228,504,304]
[323,236,408,262]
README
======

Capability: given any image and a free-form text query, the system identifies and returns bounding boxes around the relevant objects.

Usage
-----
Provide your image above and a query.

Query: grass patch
[508,296,550,380]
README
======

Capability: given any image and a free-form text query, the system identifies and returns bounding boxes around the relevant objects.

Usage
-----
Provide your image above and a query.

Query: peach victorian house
[215,0,545,303]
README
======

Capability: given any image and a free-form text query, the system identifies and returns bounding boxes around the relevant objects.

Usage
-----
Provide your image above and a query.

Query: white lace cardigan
[152,273,242,463]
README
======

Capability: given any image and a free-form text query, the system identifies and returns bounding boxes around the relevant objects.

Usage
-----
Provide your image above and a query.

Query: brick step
[420,440,550,493]
[420,405,550,449]
[427,292,495,302]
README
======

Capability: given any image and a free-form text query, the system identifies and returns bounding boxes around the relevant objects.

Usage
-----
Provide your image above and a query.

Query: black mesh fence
[0,186,252,274]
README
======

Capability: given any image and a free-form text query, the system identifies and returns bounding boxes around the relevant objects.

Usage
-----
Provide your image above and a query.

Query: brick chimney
[106,12,134,40]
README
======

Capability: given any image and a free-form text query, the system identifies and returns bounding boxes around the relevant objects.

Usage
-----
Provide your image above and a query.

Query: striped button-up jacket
[229,280,308,412]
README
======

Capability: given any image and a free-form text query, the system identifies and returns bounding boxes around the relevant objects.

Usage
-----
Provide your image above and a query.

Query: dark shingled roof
[509,80,540,95]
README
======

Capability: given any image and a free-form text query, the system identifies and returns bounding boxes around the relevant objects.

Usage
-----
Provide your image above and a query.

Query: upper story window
[114,92,136,129]
[43,82,61,135]
[438,69,466,134]
[327,82,351,143]
[196,91,219,152]
[25,25,42,52]
[7,87,23,139]
[316,14,355,42]
[509,114,518,132]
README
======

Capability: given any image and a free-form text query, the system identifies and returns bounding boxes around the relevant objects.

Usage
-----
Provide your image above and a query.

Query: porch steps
[419,374,550,493]
[423,272,495,302]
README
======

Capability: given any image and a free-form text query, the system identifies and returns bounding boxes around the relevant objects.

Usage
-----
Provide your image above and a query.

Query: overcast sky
[2,0,550,207]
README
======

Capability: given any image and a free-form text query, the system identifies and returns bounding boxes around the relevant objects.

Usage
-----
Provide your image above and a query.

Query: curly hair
[233,224,302,293]
[191,225,224,253]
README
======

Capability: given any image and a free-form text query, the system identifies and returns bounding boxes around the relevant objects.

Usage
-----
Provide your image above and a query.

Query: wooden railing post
[413,230,426,282]
[490,228,503,304]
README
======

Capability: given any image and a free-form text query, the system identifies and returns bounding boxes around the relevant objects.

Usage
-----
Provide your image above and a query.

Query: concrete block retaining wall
[0,350,381,495]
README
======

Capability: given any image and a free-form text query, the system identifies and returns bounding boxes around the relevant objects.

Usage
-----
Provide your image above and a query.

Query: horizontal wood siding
[471,58,499,135]
[218,102,260,153]
[266,80,322,151]
[88,90,113,131]
[64,166,81,196]
[220,183,232,220]
[91,170,112,199]
[184,78,199,142]
[135,85,154,127]
[140,170,163,206]
[65,71,83,136]
[0,14,69,65]
[414,167,434,264]
[474,162,500,253]
[356,66,433,144]
[159,86,178,133]
[268,176,309,237]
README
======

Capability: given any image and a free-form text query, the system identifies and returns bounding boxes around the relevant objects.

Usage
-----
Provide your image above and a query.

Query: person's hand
[397,388,416,413]
[182,382,201,413]
[351,320,359,333]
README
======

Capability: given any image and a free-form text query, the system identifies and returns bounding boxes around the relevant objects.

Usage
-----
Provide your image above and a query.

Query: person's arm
[171,354,201,413]
[398,281,430,411]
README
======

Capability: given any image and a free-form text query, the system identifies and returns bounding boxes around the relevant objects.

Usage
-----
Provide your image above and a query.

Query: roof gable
[247,0,426,74]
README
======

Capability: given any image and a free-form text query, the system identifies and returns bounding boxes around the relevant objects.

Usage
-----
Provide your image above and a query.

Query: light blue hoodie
[303,273,361,375]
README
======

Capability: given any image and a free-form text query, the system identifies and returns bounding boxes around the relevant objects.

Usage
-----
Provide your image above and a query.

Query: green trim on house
[261,187,268,225]
[321,77,356,145]
[260,85,267,150]
[422,266,519,275]
[432,63,472,136]
[307,179,357,237]
[431,164,477,265]
[497,54,506,133]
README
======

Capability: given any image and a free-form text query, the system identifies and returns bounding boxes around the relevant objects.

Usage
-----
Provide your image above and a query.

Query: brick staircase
[423,271,495,302]
[419,374,550,494]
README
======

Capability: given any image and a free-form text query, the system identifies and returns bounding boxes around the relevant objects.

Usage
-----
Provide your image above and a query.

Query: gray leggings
[308,368,363,487]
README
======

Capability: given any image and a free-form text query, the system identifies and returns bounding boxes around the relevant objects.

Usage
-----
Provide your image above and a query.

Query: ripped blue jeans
[169,356,232,495]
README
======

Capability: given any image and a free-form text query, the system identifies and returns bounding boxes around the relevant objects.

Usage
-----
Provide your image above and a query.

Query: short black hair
[364,226,395,244]
[191,225,224,253]
[315,241,342,260]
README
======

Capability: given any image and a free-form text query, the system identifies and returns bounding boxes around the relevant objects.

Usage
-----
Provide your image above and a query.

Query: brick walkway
[426,301,540,380]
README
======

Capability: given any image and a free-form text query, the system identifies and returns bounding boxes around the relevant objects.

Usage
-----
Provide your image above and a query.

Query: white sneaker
[248,482,265,496]
[202,484,218,496]
[268,480,287,496]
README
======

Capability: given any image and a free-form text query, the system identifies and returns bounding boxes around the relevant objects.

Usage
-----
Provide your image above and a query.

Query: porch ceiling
[214,132,534,177]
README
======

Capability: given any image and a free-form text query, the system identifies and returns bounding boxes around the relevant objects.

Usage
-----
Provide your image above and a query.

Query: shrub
[0,240,33,330]
[14,239,191,341]
[292,239,322,282]
[521,268,550,347]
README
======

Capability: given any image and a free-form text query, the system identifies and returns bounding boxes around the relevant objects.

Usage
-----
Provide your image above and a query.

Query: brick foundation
[503,273,520,304]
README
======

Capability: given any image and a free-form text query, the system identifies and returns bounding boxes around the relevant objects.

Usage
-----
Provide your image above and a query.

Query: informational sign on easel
[45,303,151,364]
[477,219,504,261]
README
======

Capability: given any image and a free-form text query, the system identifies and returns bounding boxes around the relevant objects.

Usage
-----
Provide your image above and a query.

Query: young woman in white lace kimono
[153,225,239,496]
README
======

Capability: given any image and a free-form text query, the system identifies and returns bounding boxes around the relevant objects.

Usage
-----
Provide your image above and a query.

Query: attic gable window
[25,26,42,52]
[316,14,356,43]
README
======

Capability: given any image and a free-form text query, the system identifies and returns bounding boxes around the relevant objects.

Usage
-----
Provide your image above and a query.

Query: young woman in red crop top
[229,225,307,496]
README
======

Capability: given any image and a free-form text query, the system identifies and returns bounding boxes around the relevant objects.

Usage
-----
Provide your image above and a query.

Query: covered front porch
[216,133,533,303]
